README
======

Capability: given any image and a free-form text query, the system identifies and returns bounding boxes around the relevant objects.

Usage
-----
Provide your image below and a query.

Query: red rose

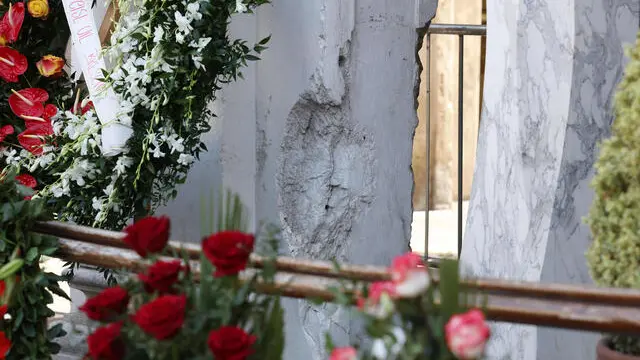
[202,231,254,277]
[207,326,256,360]
[123,216,170,258]
[132,294,186,340]
[87,322,124,360]
[138,260,184,293]
[0,331,10,359]
[445,309,491,360]
[329,347,358,360]
[79,287,129,321]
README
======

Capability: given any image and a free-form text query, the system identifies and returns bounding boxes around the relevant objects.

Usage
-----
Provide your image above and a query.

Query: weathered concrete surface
[461,1,639,359]
[252,1,437,358]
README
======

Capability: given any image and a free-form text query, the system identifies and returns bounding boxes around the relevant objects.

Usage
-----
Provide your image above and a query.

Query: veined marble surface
[461,1,639,359]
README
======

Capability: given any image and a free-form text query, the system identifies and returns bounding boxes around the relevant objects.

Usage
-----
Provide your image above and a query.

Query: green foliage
[39,0,271,231]
[0,169,68,359]
[586,32,640,354]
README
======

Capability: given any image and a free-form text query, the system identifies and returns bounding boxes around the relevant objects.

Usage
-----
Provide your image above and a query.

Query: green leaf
[25,247,39,263]
[259,35,271,45]
[47,323,66,340]
[47,284,71,301]
[439,259,461,322]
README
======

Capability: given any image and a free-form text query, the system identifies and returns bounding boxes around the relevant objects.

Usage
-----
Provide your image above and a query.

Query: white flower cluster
[147,126,193,166]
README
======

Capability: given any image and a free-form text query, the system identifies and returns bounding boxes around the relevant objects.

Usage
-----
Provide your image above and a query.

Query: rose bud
[36,55,64,77]
[445,309,491,360]
[87,322,124,360]
[389,252,430,298]
[138,260,184,293]
[356,281,396,319]
[79,286,129,321]
[202,231,254,277]
[329,347,358,360]
[27,0,48,18]
[207,326,256,360]
[122,216,170,258]
[132,294,186,340]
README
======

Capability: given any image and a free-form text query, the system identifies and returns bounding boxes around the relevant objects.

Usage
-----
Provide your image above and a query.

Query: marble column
[461,1,639,360]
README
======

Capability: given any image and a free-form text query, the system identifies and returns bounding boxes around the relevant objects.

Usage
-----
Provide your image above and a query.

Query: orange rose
[36,55,64,77]
[27,0,48,18]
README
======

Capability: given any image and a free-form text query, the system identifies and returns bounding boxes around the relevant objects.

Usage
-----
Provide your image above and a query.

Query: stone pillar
[461,1,639,360]
[251,1,437,358]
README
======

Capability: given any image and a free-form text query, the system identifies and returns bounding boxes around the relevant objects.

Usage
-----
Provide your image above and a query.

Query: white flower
[177,154,194,165]
[174,11,193,33]
[189,37,211,52]
[186,2,202,21]
[92,197,105,211]
[153,26,165,43]
[151,145,165,158]
[2,149,20,165]
[114,156,133,176]
[175,32,186,44]
[192,55,204,69]
[390,253,430,298]
[371,327,407,360]
[235,0,247,13]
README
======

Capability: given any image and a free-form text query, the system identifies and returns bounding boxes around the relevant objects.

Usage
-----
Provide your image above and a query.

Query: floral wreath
[0,0,269,230]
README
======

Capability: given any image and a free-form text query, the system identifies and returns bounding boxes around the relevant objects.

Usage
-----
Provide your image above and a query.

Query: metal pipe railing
[423,23,487,260]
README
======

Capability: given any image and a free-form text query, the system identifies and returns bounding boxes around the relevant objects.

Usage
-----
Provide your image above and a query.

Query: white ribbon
[61,0,132,156]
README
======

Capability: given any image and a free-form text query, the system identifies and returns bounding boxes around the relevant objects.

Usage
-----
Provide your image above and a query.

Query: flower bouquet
[79,194,285,360]
[327,256,491,360]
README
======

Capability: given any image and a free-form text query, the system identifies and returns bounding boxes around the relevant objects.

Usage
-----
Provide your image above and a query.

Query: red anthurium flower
[15,174,36,188]
[0,3,24,45]
[0,125,13,142]
[9,88,48,119]
[43,103,57,119]
[17,123,52,156]
[23,103,57,129]
[0,330,10,359]
[0,47,27,83]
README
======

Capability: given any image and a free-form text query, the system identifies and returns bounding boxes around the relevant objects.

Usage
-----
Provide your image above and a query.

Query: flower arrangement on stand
[0,170,69,359]
[0,0,271,232]
[326,255,490,360]
[79,194,285,360]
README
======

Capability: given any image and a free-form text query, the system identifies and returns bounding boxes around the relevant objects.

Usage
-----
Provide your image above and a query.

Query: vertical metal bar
[425,33,431,260]
[457,34,464,258]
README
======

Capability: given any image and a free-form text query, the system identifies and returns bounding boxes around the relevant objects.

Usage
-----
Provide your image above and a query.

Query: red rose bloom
[123,216,170,258]
[87,322,124,360]
[202,231,254,277]
[207,326,256,360]
[138,260,184,293]
[132,294,186,340]
[0,331,10,359]
[0,47,27,83]
[79,286,129,321]
[0,125,12,143]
